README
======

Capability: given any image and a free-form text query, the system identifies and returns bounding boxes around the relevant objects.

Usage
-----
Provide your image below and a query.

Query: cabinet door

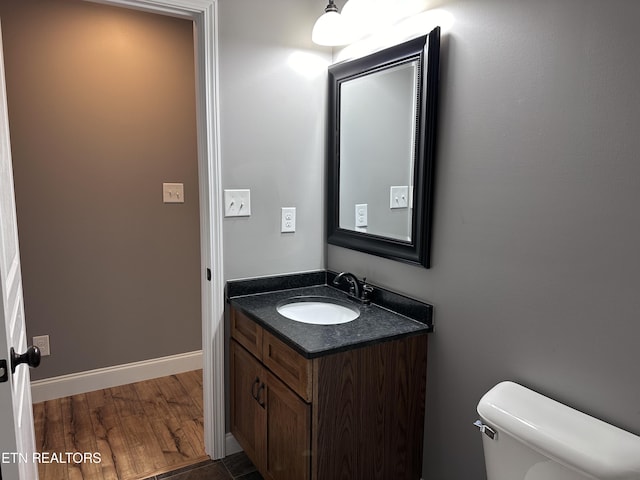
[230,340,266,470]
[263,370,311,480]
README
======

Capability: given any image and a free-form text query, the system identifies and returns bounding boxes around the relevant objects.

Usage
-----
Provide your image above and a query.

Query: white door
[0,21,39,480]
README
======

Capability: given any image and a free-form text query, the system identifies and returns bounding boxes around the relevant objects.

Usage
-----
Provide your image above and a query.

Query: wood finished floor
[33,370,211,480]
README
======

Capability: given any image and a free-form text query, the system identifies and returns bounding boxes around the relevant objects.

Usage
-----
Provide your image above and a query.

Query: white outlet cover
[163,183,185,203]
[33,335,50,356]
[224,189,251,217]
[390,186,409,209]
[355,203,368,227]
[281,207,296,233]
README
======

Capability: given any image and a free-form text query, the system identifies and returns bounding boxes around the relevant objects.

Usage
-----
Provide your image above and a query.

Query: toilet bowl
[476,381,640,480]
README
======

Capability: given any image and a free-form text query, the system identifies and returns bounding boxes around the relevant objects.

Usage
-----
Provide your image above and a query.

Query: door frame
[84,0,226,459]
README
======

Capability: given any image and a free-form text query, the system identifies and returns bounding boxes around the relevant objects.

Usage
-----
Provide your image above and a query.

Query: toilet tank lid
[477,381,640,480]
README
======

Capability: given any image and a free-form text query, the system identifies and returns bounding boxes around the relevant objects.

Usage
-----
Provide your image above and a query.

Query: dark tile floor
[144,452,263,480]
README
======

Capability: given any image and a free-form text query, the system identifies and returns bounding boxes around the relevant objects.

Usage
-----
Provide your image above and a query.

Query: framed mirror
[327,28,440,268]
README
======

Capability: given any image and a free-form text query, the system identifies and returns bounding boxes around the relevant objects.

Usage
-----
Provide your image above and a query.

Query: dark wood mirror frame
[327,27,440,268]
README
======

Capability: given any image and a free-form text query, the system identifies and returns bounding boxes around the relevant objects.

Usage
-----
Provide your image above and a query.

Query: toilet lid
[525,461,594,480]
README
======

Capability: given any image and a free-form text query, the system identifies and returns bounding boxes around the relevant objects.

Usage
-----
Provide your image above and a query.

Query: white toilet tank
[476,381,640,480]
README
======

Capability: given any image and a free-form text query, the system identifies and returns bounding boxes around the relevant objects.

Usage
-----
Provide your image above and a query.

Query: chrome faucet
[332,272,374,304]
[333,272,360,298]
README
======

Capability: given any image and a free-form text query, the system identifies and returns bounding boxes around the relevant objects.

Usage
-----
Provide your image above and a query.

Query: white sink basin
[276,297,360,325]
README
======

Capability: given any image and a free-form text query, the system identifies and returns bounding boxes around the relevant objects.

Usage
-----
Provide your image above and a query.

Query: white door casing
[0,20,39,480]
[0,0,226,471]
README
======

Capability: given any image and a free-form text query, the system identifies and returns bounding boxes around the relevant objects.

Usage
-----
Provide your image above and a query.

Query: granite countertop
[227,272,433,359]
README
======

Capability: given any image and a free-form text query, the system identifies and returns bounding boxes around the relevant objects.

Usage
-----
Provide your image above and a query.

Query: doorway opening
[0,0,225,473]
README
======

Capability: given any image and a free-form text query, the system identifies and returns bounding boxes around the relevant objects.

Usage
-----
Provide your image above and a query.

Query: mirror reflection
[338,61,419,241]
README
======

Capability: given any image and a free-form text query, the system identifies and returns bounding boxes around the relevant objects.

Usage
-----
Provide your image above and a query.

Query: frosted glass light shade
[341,0,367,42]
[312,10,349,46]
[341,0,365,19]
[341,0,387,39]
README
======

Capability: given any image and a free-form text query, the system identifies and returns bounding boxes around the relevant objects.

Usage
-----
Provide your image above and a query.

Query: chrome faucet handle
[361,277,374,304]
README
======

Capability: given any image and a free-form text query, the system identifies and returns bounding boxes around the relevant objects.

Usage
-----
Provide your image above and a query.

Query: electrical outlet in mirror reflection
[355,203,368,227]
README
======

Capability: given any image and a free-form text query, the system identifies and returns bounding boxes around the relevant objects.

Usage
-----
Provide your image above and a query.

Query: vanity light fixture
[341,0,376,41]
[312,0,349,46]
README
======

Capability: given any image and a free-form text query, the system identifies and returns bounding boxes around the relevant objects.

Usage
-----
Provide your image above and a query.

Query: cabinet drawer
[231,308,263,360]
[263,330,312,403]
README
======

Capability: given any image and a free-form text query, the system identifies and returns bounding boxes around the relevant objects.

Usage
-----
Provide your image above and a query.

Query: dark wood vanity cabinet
[230,339,311,480]
[230,307,428,480]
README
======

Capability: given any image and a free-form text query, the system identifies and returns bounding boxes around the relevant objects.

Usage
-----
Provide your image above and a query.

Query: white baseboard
[225,433,242,456]
[31,350,203,403]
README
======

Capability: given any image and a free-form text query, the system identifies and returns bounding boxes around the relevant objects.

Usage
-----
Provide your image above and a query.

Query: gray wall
[219,0,330,281]
[329,0,640,478]
[217,0,331,434]
[0,0,202,380]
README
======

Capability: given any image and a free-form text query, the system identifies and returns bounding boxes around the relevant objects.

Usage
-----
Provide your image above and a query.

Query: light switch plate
[163,183,184,203]
[390,186,409,209]
[355,203,368,227]
[224,189,251,217]
[281,207,296,233]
